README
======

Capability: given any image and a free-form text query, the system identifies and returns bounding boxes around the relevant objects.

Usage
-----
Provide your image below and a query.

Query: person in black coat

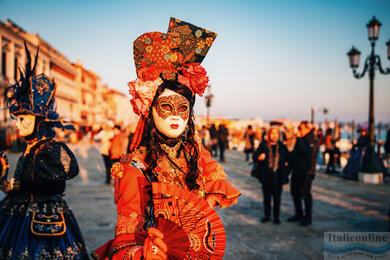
[209,124,218,157]
[384,128,390,155]
[253,127,290,224]
[288,121,319,226]
[218,124,229,163]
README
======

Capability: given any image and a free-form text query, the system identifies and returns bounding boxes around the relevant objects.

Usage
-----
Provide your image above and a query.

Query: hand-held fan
[152,182,226,260]
[155,217,189,260]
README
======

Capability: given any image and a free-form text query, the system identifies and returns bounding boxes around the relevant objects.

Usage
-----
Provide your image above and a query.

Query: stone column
[8,41,15,82]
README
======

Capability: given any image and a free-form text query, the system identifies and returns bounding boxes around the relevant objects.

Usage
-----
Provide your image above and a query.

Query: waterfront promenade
[4,142,389,259]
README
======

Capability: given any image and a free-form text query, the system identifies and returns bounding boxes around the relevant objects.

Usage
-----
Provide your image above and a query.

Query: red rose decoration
[137,66,161,81]
[178,63,209,96]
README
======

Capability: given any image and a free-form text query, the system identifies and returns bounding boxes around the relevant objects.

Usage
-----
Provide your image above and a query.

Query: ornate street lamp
[347,46,361,68]
[204,85,214,122]
[346,16,390,181]
[310,106,328,124]
[366,16,381,42]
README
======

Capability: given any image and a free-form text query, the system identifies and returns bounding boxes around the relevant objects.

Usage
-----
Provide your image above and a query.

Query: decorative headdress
[128,18,217,151]
[4,42,74,133]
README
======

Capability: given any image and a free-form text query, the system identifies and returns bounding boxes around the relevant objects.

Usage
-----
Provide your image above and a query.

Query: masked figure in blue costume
[0,43,89,259]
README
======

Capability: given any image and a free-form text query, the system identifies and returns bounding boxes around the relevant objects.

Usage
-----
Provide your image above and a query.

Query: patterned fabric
[167,18,217,64]
[0,139,88,259]
[115,212,144,236]
[129,17,218,118]
[133,18,217,84]
[91,143,241,260]
[128,18,218,152]
[0,201,88,260]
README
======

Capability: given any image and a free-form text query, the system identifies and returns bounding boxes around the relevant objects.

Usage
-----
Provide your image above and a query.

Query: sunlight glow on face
[16,114,36,137]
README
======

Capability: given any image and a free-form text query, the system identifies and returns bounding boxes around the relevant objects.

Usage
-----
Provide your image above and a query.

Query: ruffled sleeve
[34,141,79,181]
[200,145,241,208]
[18,140,78,195]
[95,154,150,259]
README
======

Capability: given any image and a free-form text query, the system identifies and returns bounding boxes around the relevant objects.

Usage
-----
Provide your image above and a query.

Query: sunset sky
[1,0,390,122]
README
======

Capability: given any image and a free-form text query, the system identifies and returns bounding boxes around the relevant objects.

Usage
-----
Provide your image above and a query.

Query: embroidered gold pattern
[0,244,86,260]
[154,94,190,120]
[160,142,181,158]
[115,212,144,236]
[60,146,71,174]
[111,162,125,179]
[36,79,50,96]
[205,193,241,208]
[24,137,46,156]
[109,243,143,259]
[205,164,227,182]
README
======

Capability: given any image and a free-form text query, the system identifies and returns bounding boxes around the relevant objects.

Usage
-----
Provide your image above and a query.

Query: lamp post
[310,106,328,124]
[347,16,390,180]
[204,85,214,122]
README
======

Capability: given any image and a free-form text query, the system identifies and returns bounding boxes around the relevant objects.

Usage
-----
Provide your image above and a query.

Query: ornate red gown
[92,141,240,260]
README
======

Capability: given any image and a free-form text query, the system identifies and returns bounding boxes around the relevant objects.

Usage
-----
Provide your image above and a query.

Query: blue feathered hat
[3,42,73,131]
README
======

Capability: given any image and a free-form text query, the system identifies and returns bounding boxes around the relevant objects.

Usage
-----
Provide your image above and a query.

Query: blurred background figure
[94,121,114,184]
[110,125,128,165]
[198,125,211,150]
[288,121,319,226]
[243,125,255,162]
[218,123,229,163]
[341,125,368,180]
[356,125,369,149]
[253,127,290,225]
[325,128,336,173]
[284,124,296,152]
[316,128,325,166]
[341,124,387,179]
[385,128,390,155]
[209,124,218,157]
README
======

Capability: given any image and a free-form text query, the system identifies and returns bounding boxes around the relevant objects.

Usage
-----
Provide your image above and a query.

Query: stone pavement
[3,143,390,259]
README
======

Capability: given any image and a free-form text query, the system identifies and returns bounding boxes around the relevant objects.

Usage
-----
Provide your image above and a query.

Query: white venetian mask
[152,89,190,138]
[16,114,36,137]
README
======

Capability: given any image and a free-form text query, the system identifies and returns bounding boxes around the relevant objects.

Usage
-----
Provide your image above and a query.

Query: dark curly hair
[140,80,200,191]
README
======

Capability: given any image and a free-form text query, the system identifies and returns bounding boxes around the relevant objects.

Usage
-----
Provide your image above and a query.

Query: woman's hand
[0,178,20,193]
[257,153,266,161]
[143,227,168,260]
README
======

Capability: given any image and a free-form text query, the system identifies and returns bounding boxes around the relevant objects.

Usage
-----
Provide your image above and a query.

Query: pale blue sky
[1,0,390,122]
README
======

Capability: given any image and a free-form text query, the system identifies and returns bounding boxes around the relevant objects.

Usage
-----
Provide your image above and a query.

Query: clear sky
[1,0,390,122]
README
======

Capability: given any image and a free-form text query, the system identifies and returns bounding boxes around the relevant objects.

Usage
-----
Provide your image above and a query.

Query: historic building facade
[0,19,136,129]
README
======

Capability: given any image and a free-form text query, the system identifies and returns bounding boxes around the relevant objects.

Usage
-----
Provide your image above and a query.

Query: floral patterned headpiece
[128,17,217,117]
[128,18,217,151]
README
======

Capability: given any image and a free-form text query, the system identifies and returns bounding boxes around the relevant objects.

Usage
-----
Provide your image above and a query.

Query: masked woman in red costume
[92,18,241,260]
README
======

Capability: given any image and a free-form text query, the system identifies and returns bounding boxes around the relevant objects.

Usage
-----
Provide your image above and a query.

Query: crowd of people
[195,120,389,227]
[198,123,229,163]
[242,120,389,227]
[249,121,319,226]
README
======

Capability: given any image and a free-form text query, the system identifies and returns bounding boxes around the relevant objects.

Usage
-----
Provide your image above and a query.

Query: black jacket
[292,130,319,175]
[253,141,290,185]
[8,139,79,202]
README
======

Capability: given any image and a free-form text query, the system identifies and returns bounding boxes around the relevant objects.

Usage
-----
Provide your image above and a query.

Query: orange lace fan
[152,182,226,260]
